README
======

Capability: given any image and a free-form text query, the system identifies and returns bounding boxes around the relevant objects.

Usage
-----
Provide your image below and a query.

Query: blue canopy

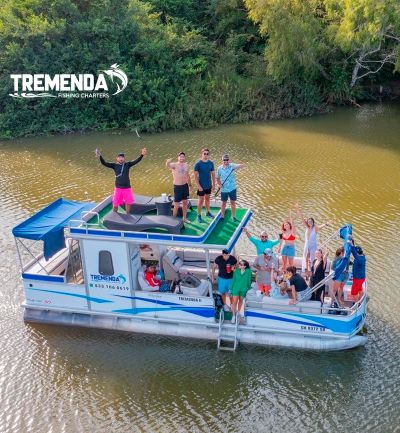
[333,224,352,280]
[13,198,95,260]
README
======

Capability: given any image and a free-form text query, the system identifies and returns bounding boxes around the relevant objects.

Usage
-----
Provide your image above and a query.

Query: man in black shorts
[166,152,192,223]
[194,148,216,223]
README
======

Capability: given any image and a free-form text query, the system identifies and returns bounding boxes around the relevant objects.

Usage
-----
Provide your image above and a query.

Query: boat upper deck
[69,196,252,250]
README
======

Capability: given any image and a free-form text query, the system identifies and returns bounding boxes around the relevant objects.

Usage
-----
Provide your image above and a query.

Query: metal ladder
[217,309,240,352]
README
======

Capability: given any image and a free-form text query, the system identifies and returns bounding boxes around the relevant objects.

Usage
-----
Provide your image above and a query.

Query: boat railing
[68,210,100,229]
[246,296,360,316]
[296,273,334,303]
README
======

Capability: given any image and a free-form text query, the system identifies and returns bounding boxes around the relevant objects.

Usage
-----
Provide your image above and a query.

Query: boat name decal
[178,296,201,302]
[90,273,127,286]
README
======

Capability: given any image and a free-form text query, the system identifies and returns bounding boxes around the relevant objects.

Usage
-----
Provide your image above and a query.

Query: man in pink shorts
[96,147,147,213]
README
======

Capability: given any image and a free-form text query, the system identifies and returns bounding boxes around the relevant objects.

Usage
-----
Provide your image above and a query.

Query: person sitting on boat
[287,266,311,304]
[95,147,147,213]
[242,228,280,255]
[166,152,192,224]
[216,154,244,222]
[253,248,279,296]
[278,210,296,272]
[231,260,252,324]
[348,236,366,302]
[310,248,329,303]
[331,246,349,305]
[194,148,216,223]
[270,278,289,299]
[295,203,330,272]
[144,264,162,291]
[212,249,237,311]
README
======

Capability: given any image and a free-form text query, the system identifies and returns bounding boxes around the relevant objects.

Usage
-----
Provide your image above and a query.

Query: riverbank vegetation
[0,0,399,138]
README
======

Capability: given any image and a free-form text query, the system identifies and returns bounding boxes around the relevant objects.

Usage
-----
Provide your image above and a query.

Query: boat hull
[23,307,367,351]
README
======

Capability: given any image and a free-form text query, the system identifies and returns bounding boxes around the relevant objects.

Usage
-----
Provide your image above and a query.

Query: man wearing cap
[166,152,192,224]
[253,248,279,295]
[216,154,244,222]
[95,147,147,213]
[243,228,280,255]
[212,249,237,310]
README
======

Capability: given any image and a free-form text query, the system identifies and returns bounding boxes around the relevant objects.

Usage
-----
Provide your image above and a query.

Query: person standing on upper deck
[95,147,147,214]
[166,152,192,224]
[216,154,244,222]
[194,148,216,223]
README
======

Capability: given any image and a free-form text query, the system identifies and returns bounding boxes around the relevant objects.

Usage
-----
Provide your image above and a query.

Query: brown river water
[0,103,399,432]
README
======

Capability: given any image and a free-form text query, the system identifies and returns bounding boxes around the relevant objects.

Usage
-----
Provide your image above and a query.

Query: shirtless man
[96,147,147,214]
[166,152,192,223]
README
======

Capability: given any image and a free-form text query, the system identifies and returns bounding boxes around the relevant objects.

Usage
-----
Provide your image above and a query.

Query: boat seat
[103,212,183,234]
[129,194,157,214]
[162,248,221,281]
[246,289,322,313]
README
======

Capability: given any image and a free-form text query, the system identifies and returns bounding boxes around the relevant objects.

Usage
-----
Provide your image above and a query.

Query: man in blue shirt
[216,154,244,222]
[348,236,366,302]
[194,148,216,223]
[243,227,280,255]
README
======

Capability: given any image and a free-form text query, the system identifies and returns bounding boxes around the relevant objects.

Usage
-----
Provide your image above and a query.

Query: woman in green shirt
[231,260,252,324]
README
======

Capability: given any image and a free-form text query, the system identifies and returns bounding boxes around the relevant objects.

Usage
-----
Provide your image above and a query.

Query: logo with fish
[9,63,128,99]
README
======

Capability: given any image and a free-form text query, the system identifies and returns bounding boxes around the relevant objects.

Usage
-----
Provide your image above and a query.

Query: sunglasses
[203,152,209,155]
[261,235,268,238]
[223,158,229,161]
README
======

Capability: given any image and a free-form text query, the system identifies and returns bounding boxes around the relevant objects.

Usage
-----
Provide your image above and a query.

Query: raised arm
[166,158,174,169]
[127,147,147,167]
[289,209,296,234]
[97,152,114,169]
[243,227,251,239]
[295,203,308,228]
[316,220,331,232]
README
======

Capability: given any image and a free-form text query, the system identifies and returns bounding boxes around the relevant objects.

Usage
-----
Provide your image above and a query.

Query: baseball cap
[263,248,273,256]
[117,152,125,157]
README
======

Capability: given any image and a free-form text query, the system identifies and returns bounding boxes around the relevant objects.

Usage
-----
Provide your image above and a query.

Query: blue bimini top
[12,198,95,260]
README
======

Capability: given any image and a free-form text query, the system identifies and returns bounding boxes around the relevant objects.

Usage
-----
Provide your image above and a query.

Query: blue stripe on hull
[27,287,112,303]
[246,310,326,329]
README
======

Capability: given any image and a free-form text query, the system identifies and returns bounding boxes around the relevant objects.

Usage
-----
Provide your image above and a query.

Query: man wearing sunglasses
[243,228,280,255]
[216,154,244,222]
[194,148,216,223]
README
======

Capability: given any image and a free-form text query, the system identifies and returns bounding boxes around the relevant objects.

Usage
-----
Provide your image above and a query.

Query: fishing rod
[214,166,236,199]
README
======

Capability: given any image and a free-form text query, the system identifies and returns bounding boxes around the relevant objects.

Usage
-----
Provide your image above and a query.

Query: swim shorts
[351,278,365,296]
[218,277,233,294]
[197,188,212,196]
[173,184,189,202]
[113,187,134,207]
[221,189,237,202]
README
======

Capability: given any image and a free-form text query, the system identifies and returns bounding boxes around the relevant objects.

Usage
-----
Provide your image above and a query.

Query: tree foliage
[0,0,398,138]
[245,0,400,95]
